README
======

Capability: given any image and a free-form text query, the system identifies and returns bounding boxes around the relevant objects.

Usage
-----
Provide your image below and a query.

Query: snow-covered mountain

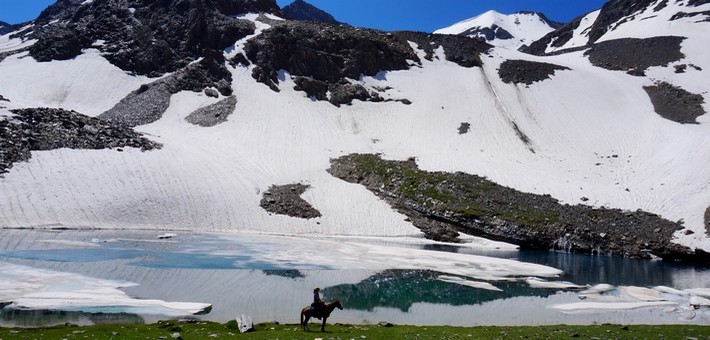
[1,0,709,261]
[525,0,710,54]
[434,10,561,49]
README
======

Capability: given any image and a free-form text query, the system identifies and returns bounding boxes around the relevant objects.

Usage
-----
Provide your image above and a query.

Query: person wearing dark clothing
[311,287,325,317]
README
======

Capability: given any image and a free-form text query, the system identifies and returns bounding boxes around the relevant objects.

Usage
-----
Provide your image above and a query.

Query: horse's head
[334,299,343,310]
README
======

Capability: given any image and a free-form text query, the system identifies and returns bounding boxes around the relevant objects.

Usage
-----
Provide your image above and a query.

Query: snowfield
[0,9,708,252]
[0,1,709,323]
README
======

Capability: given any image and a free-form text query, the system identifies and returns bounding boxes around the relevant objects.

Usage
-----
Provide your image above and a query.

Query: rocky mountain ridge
[0,20,12,35]
[524,0,710,55]
[0,0,709,261]
[9,0,283,77]
[282,0,342,25]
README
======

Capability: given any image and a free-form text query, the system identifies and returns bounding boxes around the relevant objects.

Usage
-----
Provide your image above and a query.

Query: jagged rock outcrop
[14,0,284,77]
[643,82,706,124]
[260,184,321,219]
[1,108,160,175]
[585,0,659,44]
[243,20,490,105]
[498,59,570,85]
[282,0,342,25]
[328,154,708,262]
[392,31,491,68]
[245,21,418,86]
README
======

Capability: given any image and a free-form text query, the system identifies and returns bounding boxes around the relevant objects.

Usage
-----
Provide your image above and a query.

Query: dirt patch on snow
[185,95,237,127]
[585,36,685,75]
[260,184,321,219]
[498,59,570,85]
[643,82,705,124]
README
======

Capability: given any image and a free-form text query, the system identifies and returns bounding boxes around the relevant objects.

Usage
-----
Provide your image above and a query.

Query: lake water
[1,229,709,327]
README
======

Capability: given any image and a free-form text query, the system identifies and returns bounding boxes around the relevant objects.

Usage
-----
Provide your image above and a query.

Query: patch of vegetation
[328,154,704,262]
[1,321,708,339]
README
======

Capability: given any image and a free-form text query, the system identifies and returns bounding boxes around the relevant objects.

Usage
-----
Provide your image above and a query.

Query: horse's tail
[300,309,304,325]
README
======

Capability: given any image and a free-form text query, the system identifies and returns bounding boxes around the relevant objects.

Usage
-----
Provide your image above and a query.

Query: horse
[300,300,343,332]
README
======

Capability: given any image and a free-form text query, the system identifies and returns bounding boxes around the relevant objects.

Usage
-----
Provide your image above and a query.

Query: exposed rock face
[460,24,513,42]
[328,154,707,262]
[245,21,418,86]
[260,184,321,219]
[523,15,587,56]
[643,82,706,124]
[393,31,491,68]
[526,0,665,55]
[282,0,342,25]
[670,10,710,22]
[498,59,570,85]
[1,108,161,174]
[586,0,658,44]
[0,21,14,35]
[0,117,31,175]
[185,95,237,127]
[585,36,685,74]
[243,20,490,105]
[100,50,232,127]
[525,0,701,56]
[16,0,283,77]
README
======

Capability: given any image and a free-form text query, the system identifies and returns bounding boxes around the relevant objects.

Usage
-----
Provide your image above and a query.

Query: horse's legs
[321,317,327,332]
[302,313,311,331]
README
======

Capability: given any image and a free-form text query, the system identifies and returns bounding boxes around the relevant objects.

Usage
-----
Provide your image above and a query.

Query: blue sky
[2,0,608,31]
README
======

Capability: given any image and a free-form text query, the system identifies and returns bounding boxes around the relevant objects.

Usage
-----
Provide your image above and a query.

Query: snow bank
[0,262,211,316]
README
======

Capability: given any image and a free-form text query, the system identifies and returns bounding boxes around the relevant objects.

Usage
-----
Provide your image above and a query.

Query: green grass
[1,322,709,339]
[349,154,560,227]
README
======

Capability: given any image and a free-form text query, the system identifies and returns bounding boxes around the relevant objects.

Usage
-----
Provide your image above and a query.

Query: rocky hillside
[0,108,160,175]
[9,0,283,77]
[524,0,710,55]
[0,0,709,262]
[282,0,342,25]
[328,154,707,261]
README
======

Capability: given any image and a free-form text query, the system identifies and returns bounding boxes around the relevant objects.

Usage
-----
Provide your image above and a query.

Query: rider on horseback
[311,287,325,318]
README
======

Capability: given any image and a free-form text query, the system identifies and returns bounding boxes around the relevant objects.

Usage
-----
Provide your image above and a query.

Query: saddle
[309,302,325,319]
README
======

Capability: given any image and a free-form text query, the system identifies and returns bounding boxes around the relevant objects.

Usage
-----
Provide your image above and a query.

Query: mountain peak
[435,10,559,49]
[282,0,343,25]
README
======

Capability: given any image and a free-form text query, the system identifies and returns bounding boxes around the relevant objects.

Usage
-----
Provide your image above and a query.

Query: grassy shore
[1,321,709,339]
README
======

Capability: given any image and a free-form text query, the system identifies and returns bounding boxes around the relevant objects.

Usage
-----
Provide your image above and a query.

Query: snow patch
[0,262,211,316]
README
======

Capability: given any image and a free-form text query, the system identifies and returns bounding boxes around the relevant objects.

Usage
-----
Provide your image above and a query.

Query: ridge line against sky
[1,0,608,32]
